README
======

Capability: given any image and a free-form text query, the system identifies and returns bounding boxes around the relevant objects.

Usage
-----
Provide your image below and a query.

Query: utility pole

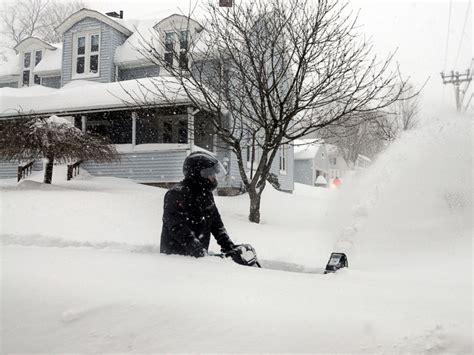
[440,69,472,112]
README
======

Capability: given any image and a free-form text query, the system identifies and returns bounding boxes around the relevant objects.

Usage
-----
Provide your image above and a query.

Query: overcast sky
[2,0,471,115]
[85,0,472,115]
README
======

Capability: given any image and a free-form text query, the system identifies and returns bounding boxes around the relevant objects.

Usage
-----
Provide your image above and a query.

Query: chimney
[105,10,124,19]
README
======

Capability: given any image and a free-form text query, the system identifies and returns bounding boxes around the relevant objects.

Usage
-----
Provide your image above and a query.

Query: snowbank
[0,113,472,353]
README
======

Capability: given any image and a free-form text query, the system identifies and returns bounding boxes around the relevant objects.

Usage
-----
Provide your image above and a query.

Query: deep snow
[0,114,472,353]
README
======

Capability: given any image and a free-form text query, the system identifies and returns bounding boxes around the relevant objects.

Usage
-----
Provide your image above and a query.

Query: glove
[220,241,235,254]
[227,244,259,267]
[187,237,208,258]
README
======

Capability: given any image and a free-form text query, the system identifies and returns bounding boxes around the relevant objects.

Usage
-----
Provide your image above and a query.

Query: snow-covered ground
[1,115,472,353]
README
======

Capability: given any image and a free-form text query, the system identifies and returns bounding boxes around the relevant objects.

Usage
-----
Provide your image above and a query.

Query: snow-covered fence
[17,161,34,182]
[67,160,83,181]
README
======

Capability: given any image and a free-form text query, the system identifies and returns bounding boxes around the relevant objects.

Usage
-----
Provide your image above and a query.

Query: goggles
[199,161,227,179]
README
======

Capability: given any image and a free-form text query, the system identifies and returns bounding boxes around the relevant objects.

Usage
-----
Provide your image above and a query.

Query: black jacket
[160,179,235,257]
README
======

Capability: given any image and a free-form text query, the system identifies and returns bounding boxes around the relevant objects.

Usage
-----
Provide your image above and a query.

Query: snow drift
[1,113,472,353]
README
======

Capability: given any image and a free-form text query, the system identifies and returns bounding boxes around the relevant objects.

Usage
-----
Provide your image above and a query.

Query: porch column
[81,115,87,133]
[131,111,137,147]
[187,106,195,152]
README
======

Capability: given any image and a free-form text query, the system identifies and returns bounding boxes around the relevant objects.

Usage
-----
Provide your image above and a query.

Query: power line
[454,0,472,68]
[441,70,472,111]
[444,0,453,72]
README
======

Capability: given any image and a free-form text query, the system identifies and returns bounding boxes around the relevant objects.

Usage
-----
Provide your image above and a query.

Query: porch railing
[17,161,35,182]
[67,160,83,181]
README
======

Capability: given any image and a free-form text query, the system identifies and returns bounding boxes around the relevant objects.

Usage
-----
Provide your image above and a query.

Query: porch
[74,106,217,185]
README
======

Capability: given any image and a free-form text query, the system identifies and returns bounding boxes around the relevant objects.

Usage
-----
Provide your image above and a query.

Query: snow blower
[324,252,348,274]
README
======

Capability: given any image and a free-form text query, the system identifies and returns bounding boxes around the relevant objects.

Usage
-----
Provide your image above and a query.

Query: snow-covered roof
[55,8,133,36]
[115,14,204,67]
[293,139,324,160]
[33,44,62,75]
[0,76,199,118]
[114,19,159,67]
[14,37,56,53]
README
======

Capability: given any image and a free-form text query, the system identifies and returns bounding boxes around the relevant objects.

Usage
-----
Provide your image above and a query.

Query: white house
[293,139,329,186]
[0,8,294,193]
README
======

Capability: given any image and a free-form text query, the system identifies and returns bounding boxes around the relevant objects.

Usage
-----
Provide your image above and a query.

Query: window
[164,30,189,69]
[22,50,44,87]
[73,32,100,77]
[35,50,42,65]
[179,30,189,69]
[164,52,173,67]
[22,70,30,86]
[22,52,31,86]
[179,30,189,50]
[164,32,174,67]
[331,157,337,165]
[279,144,287,174]
[24,52,31,68]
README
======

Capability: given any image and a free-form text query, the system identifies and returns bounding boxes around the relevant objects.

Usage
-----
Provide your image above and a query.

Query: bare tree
[0,115,119,184]
[374,83,419,142]
[321,112,385,167]
[1,0,84,46]
[133,0,409,223]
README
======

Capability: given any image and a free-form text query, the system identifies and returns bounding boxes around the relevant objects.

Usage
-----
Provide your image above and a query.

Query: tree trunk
[248,187,262,223]
[43,156,54,184]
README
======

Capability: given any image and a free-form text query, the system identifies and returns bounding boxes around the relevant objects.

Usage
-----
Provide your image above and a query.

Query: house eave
[14,37,56,53]
[55,8,133,36]
[33,69,61,77]
[0,100,193,120]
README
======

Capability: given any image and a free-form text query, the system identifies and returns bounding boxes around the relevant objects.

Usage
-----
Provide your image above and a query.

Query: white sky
[2,0,472,114]
[86,0,472,115]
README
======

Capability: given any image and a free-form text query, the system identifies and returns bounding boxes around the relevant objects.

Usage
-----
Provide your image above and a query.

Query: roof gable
[56,8,133,36]
[14,37,56,53]
[153,14,203,31]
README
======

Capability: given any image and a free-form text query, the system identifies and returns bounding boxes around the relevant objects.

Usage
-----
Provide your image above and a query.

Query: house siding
[118,65,160,81]
[0,81,18,88]
[82,149,188,183]
[41,76,61,88]
[62,17,128,86]
[0,160,18,179]
[294,160,313,185]
[271,145,294,192]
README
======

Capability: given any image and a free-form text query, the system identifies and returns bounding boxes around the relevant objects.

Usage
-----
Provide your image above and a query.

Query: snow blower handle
[225,244,261,268]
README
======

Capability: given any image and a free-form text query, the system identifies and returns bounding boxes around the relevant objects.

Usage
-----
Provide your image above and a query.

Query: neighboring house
[0,8,294,193]
[326,144,350,180]
[293,139,329,186]
[355,154,372,169]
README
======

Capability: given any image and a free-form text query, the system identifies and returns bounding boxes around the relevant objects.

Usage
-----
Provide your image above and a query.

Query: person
[160,151,236,258]
[332,176,341,188]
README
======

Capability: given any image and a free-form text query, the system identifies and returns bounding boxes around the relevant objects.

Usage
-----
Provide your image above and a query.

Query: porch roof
[0,77,198,119]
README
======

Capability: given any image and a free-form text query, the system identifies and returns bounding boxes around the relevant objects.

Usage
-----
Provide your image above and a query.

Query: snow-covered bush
[0,115,119,183]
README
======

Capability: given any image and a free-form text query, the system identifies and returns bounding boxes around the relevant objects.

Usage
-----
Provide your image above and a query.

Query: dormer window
[164,32,175,67]
[35,50,42,65]
[73,31,100,77]
[22,52,31,86]
[164,30,189,69]
[21,51,41,86]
